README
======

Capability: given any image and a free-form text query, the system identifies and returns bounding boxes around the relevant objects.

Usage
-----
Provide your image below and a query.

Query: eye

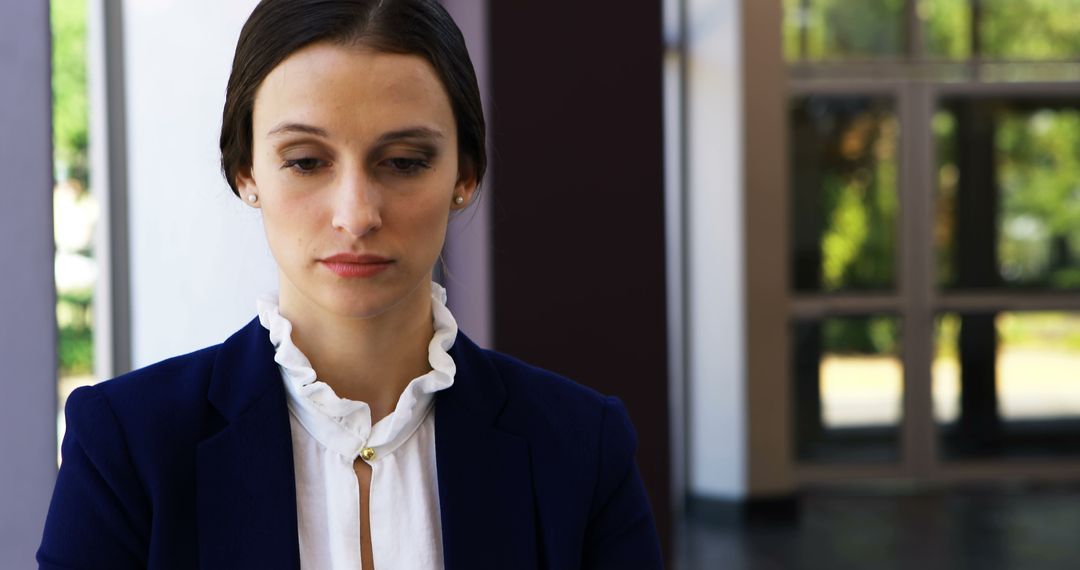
[281,157,325,176]
[383,157,431,176]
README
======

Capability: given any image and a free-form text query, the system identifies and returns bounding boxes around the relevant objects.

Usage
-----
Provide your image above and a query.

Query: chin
[284,267,429,320]
[319,283,417,320]
[319,293,393,320]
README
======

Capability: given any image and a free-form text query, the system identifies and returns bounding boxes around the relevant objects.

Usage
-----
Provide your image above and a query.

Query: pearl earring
[453,195,464,205]
[247,194,258,204]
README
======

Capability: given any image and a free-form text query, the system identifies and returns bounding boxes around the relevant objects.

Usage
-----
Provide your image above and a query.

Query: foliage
[923,0,970,59]
[51,0,89,188]
[996,109,1080,287]
[823,316,900,355]
[933,111,959,287]
[821,176,869,288]
[982,0,1080,60]
[813,0,905,59]
[934,313,961,359]
[998,312,1080,351]
[806,102,898,292]
[784,0,1080,61]
[782,0,802,61]
[59,324,94,377]
[57,288,93,376]
[935,312,1080,360]
[783,0,906,61]
[52,0,94,378]
[935,105,1080,289]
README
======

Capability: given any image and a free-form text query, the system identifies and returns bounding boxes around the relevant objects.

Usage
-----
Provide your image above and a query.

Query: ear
[451,160,479,210]
[235,165,261,208]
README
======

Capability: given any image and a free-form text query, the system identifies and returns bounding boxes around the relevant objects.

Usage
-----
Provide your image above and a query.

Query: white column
[685,0,747,499]
[122,0,276,368]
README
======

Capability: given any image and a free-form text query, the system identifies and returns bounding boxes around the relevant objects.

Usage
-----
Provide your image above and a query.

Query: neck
[278,278,435,424]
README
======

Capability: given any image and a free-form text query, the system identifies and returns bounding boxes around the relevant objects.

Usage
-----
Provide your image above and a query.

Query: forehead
[252,42,455,139]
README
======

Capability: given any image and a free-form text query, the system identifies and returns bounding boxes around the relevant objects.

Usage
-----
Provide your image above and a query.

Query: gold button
[360,447,376,461]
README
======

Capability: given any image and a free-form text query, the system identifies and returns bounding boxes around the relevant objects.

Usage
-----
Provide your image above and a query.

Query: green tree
[51,0,89,189]
[784,0,906,61]
[51,0,94,378]
[983,0,1080,59]
[924,0,971,59]
[997,109,1080,287]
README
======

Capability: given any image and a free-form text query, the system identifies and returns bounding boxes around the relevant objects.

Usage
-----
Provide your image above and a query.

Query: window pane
[783,0,906,62]
[52,0,98,466]
[920,0,972,60]
[935,312,1080,459]
[794,316,903,463]
[791,97,900,292]
[782,0,804,62]
[981,0,1080,61]
[936,99,1080,290]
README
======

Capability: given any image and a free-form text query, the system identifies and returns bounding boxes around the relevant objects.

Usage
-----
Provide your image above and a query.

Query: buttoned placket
[258,281,457,570]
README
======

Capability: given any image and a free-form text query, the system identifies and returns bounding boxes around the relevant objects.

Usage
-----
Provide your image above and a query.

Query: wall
[123,0,275,368]
[488,0,674,553]
[0,1,58,564]
[441,0,494,348]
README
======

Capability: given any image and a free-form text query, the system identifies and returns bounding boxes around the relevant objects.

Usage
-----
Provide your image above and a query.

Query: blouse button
[360,447,376,461]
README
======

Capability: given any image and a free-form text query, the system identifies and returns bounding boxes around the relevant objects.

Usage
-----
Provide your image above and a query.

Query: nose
[330,171,382,237]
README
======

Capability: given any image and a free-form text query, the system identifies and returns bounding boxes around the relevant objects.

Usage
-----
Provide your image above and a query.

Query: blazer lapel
[196,318,301,569]
[192,320,540,569]
[437,332,540,570]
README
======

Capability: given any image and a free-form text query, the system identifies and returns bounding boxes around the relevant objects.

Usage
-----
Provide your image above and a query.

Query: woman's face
[237,42,475,320]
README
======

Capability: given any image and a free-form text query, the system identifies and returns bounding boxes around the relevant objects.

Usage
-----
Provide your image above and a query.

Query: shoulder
[92,343,220,399]
[43,344,228,568]
[478,347,638,465]
[63,343,227,471]
[469,348,661,566]
[484,348,610,413]
[74,343,222,427]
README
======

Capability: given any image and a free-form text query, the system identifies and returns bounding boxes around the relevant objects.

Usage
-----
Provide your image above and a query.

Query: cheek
[261,194,322,262]
[261,212,296,263]
[396,194,451,250]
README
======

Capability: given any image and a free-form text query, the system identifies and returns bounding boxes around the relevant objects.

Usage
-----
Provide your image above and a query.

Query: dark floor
[675,484,1080,570]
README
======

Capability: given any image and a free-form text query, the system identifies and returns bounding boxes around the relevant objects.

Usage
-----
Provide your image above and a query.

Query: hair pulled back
[219,0,486,197]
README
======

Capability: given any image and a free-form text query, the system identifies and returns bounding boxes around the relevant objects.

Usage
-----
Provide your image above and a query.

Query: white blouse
[256,281,457,570]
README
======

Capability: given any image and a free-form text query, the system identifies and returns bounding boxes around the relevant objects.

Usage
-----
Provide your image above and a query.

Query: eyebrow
[266,122,445,145]
[266,122,329,138]
[374,127,445,146]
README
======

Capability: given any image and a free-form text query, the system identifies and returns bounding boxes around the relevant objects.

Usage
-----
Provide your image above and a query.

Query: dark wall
[488,1,671,558]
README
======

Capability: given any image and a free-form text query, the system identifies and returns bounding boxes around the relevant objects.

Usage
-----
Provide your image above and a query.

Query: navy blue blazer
[37,317,663,569]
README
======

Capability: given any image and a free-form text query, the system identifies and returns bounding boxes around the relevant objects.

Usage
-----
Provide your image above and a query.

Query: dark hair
[219,0,486,197]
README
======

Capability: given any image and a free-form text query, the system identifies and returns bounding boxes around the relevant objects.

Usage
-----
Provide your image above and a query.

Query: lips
[318,252,394,278]
[321,253,392,264]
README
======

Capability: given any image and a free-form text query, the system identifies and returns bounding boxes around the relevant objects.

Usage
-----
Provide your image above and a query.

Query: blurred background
[3,0,1080,568]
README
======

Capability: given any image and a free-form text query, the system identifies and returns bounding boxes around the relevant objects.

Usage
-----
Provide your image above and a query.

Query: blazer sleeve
[581,396,664,569]
[37,386,150,570]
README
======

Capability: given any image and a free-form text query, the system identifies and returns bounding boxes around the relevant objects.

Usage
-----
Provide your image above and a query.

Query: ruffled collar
[256,281,458,460]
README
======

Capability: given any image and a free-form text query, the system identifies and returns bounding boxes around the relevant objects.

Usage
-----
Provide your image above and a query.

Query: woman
[37,0,662,568]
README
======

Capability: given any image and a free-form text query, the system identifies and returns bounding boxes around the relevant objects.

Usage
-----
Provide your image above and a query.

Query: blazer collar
[197,317,301,568]
[206,316,281,421]
[437,332,540,569]
[195,317,540,570]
